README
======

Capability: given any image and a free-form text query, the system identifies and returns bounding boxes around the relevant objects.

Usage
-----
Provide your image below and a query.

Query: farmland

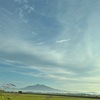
[0,93,99,100]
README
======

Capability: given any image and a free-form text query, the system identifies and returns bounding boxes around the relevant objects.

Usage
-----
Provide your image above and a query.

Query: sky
[0,0,100,93]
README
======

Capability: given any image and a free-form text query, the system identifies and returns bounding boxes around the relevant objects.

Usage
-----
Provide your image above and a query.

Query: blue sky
[0,0,100,93]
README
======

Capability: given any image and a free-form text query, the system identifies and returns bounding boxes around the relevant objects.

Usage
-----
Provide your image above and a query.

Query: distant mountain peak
[35,84,45,86]
[20,84,61,92]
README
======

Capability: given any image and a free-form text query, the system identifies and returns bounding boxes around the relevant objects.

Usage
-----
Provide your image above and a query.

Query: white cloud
[28,66,75,75]
[28,7,34,13]
[0,34,66,68]
[56,39,70,43]
[0,32,100,82]
[15,0,34,19]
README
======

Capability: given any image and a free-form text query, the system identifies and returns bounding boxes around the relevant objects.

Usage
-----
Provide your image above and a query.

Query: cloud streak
[56,39,71,43]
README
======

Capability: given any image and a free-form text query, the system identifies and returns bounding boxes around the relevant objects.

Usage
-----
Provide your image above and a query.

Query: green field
[0,93,99,100]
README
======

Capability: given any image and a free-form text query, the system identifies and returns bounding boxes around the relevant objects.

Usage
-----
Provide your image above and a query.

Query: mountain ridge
[20,84,61,92]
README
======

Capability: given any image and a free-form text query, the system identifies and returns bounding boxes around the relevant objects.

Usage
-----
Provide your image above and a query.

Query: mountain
[20,84,61,92]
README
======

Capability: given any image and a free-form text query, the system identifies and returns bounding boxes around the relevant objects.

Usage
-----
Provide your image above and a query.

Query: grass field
[0,93,99,100]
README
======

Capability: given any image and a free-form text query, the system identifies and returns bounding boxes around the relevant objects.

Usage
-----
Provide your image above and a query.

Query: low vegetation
[0,92,99,100]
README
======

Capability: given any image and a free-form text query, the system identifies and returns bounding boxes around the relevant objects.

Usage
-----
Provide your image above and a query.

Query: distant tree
[18,91,22,94]
[0,83,16,100]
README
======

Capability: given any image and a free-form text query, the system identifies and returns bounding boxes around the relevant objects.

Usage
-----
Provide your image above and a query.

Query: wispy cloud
[56,39,71,43]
